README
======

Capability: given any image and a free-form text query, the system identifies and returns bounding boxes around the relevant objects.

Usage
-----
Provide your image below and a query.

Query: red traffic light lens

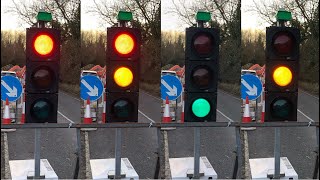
[272,32,294,56]
[31,66,54,90]
[271,98,292,120]
[34,34,54,56]
[193,33,213,56]
[114,33,135,55]
[112,99,133,118]
[191,66,212,89]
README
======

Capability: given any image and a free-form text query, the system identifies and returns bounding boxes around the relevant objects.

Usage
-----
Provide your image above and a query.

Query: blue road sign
[80,75,104,101]
[1,76,23,102]
[161,75,182,101]
[241,74,263,100]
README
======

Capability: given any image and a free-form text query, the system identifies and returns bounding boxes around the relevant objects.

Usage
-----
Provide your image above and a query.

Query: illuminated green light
[196,11,211,22]
[118,10,133,21]
[37,11,52,22]
[192,98,211,118]
[276,9,292,21]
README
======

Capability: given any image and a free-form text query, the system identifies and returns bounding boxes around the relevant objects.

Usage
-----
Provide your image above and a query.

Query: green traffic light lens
[271,98,292,120]
[112,99,133,118]
[192,98,211,118]
[31,66,54,90]
[31,100,52,122]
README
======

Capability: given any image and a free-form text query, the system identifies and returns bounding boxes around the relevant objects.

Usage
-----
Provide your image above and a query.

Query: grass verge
[218,82,240,97]
[299,81,319,96]
[140,81,160,97]
[60,83,80,98]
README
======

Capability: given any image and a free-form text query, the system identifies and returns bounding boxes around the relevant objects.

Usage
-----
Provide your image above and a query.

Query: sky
[1,0,272,31]
[1,0,29,31]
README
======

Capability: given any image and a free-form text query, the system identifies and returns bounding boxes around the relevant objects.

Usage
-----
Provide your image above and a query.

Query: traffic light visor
[114,33,135,55]
[193,33,213,56]
[114,67,133,88]
[272,32,294,56]
[192,98,211,118]
[34,34,54,56]
[273,66,292,87]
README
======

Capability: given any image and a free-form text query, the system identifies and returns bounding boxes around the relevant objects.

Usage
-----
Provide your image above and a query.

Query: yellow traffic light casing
[265,26,300,122]
[25,27,60,123]
[106,27,141,122]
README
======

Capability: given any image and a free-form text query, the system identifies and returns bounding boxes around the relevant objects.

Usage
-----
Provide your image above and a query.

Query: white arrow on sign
[241,79,257,96]
[81,79,98,96]
[1,80,18,97]
[161,79,177,96]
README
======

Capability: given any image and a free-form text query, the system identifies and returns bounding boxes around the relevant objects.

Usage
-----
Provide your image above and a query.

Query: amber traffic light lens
[273,66,292,87]
[115,33,135,55]
[191,66,212,89]
[114,67,133,88]
[193,33,213,56]
[273,32,294,55]
[34,34,54,56]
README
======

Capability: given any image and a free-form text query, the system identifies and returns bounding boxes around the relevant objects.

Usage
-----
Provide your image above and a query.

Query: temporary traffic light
[106,26,141,122]
[265,24,300,121]
[184,24,220,122]
[25,27,60,123]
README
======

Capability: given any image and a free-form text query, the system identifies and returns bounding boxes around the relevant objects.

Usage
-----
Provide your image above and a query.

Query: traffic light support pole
[273,127,281,179]
[193,127,201,178]
[115,128,122,179]
[34,128,43,179]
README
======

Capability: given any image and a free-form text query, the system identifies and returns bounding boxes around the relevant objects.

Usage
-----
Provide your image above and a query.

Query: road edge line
[3,132,11,179]
[217,109,234,122]
[58,111,75,123]
[241,130,252,179]
[297,109,315,122]
[138,110,156,123]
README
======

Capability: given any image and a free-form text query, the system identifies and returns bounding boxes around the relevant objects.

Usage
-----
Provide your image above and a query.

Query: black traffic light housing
[265,26,300,122]
[184,27,220,122]
[106,27,141,122]
[25,27,60,123]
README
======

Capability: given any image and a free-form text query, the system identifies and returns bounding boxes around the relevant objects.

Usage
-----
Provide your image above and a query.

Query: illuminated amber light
[115,34,134,55]
[273,66,292,87]
[114,67,133,87]
[34,34,54,56]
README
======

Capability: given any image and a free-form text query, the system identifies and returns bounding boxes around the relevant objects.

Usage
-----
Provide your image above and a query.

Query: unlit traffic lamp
[106,11,141,122]
[184,11,219,122]
[265,9,300,121]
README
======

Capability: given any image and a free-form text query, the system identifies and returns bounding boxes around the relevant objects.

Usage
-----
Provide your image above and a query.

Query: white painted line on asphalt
[298,109,315,122]
[299,89,319,100]
[218,89,241,101]
[217,109,234,122]
[140,89,161,101]
[58,111,75,123]
[3,133,11,179]
[138,109,155,123]
[60,90,81,101]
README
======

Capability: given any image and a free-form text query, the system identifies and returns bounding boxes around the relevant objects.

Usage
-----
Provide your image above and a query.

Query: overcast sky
[1,0,272,31]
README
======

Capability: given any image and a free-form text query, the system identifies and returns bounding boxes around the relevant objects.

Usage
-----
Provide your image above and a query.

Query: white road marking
[138,109,155,123]
[140,90,162,101]
[299,89,319,100]
[298,109,315,122]
[217,109,234,122]
[58,111,75,123]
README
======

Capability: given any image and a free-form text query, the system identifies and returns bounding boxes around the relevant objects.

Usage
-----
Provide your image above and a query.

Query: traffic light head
[185,27,219,122]
[106,26,141,122]
[265,25,300,122]
[25,27,60,123]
